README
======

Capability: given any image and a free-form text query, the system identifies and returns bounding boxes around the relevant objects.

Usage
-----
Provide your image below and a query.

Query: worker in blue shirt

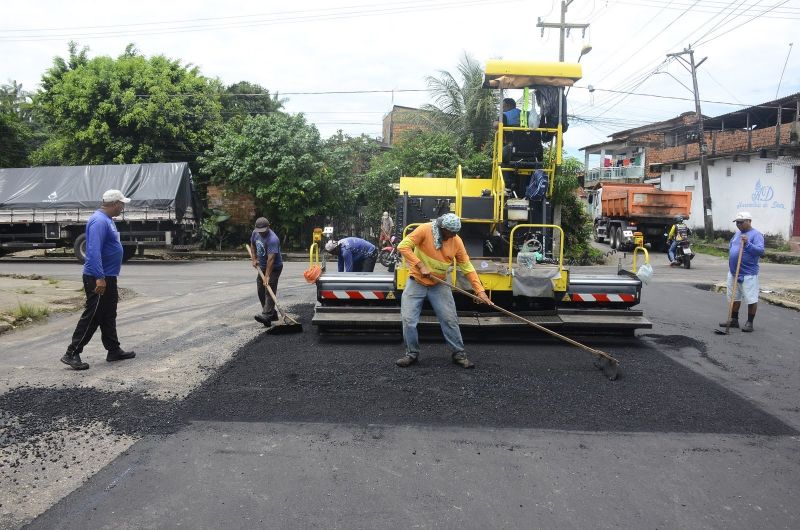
[719,212,765,332]
[249,217,284,326]
[325,237,378,272]
[61,190,136,370]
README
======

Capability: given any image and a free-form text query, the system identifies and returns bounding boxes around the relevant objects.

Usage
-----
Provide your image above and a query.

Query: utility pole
[667,46,714,237]
[537,0,590,61]
[536,1,589,256]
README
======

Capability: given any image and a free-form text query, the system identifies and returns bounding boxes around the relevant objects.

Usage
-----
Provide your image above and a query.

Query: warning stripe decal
[570,293,636,303]
[320,290,387,300]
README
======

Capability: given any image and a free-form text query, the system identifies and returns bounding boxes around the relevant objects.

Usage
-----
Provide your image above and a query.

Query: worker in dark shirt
[249,217,284,326]
[61,190,136,370]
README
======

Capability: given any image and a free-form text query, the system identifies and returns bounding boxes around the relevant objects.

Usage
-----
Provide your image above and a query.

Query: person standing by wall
[249,217,283,326]
[60,190,136,370]
[379,211,394,247]
[325,237,378,272]
[394,213,492,369]
[719,212,765,332]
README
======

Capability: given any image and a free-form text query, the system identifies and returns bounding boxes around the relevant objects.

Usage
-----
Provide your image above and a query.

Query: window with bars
[766,162,773,174]
[726,167,732,177]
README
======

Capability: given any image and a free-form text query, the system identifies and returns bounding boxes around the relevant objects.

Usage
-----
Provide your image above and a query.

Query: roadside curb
[712,282,800,311]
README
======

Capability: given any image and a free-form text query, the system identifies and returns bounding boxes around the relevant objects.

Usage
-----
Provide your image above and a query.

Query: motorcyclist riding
[667,215,691,266]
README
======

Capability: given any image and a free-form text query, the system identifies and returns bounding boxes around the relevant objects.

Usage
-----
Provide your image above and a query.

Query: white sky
[2,0,798,162]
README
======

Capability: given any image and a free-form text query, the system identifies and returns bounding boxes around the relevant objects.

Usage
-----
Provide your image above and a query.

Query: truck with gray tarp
[0,162,202,262]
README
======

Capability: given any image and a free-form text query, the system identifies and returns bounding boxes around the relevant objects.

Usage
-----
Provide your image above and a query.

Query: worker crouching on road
[325,237,378,272]
[395,213,492,369]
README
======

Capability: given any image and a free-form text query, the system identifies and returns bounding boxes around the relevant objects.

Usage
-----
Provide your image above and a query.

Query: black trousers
[356,255,377,272]
[66,275,120,355]
[257,266,282,318]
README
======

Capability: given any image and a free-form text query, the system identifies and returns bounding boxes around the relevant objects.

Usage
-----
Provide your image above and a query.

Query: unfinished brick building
[581,93,800,241]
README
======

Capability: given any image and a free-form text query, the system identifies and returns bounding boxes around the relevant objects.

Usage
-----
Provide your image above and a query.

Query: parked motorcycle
[378,235,401,271]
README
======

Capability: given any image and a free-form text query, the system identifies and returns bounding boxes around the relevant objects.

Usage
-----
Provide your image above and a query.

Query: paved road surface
[1,254,798,529]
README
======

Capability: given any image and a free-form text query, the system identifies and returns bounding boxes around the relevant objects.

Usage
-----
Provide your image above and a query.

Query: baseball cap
[325,240,338,252]
[102,189,131,203]
[733,212,752,222]
[254,217,270,233]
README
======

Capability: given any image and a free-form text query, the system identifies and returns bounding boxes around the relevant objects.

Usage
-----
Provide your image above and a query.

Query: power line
[616,0,800,16]
[694,0,792,46]
[0,0,523,42]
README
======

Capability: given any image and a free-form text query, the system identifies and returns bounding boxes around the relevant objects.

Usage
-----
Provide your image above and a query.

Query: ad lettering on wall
[735,179,786,211]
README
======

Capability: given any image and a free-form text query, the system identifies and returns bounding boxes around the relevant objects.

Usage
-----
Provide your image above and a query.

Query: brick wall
[653,121,799,166]
[206,185,256,226]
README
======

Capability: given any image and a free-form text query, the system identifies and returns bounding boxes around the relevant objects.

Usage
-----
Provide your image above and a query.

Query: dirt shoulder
[0,274,85,335]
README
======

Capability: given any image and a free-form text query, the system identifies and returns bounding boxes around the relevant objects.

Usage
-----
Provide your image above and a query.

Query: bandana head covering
[432,213,462,249]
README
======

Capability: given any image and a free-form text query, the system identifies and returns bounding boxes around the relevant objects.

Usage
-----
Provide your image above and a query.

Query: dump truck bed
[600,183,691,219]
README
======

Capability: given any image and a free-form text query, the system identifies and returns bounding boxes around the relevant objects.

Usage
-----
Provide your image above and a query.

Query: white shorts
[727,272,759,305]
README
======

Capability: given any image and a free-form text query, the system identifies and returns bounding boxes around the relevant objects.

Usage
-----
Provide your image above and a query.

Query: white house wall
[660,157,797,239]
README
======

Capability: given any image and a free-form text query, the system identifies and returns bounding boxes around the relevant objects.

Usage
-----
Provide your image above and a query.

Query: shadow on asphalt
[183,304,796,435]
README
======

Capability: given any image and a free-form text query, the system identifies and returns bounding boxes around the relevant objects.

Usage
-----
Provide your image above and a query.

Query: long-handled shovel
[430,276,621,380]
[245,244,303,335]
[714,238,745,336]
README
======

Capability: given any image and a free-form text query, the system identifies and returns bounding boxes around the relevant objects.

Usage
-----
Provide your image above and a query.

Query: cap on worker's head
[102,189,131,204]
[325,239,338,252]
[254,217,270,233]
[733,211,752,222]
[438,213,462,234]
[382,211,389,218]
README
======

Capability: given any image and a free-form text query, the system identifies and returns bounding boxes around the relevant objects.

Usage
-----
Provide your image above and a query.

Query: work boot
[60,353,89,370]
[106,349,136,362]
[452,353,475,369]
[395,355,418,368]
[742,321,754,332]
[719,319,739,328]
[254,314,271,326]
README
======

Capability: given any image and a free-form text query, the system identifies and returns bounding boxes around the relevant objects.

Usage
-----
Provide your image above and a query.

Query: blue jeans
[668,240,678,262]
[401,278,465,359]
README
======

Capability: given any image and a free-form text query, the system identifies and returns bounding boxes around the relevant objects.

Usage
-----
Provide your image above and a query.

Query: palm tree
[420,52,500,152]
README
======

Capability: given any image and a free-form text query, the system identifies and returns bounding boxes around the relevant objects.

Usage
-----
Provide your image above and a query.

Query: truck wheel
[612,228,622,250]
[73,234,87,264]
[122,246,136,263]
[610,228,618,249]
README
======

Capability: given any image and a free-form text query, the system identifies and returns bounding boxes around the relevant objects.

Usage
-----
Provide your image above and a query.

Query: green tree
[421,52,499,152]
[31,43,223,170]
[320,131,383,232]
[198,113,326,247]
[220,81,284,124]
[0,80,35,167]
[551,154,601,263]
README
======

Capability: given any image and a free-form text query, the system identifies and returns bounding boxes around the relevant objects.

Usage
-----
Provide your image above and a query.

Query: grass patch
[16,288,34,295]
[12,303,50,321]
[48,278,60,285]
[692,243,729,258]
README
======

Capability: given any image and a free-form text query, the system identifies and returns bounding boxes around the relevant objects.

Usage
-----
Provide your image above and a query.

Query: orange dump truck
[586,182,692,251]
